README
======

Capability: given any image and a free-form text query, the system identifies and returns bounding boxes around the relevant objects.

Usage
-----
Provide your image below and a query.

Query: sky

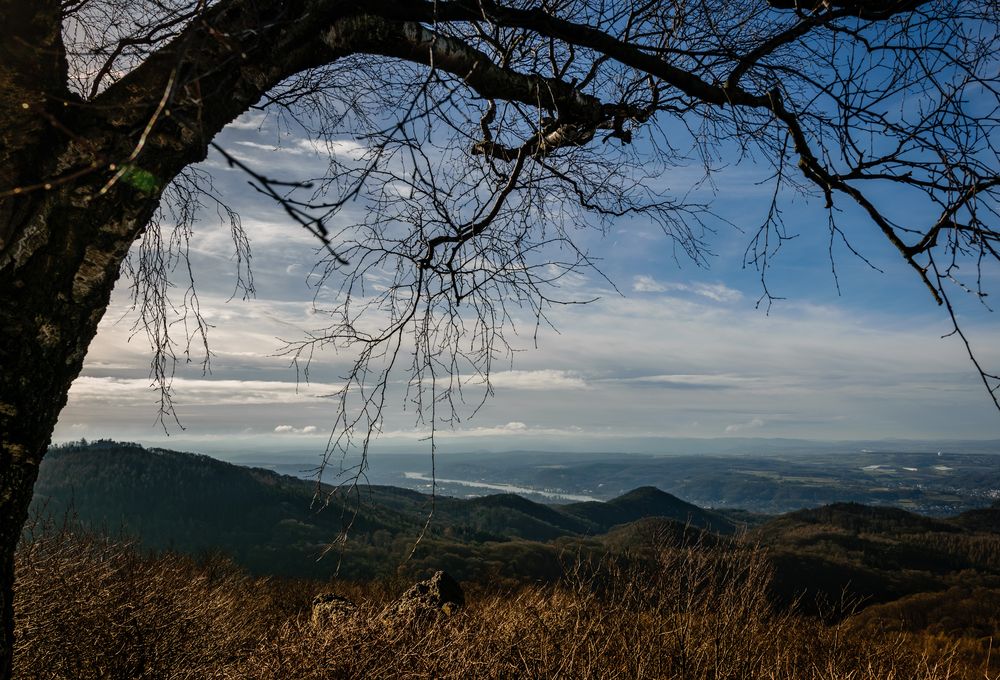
[52,108,1000,458]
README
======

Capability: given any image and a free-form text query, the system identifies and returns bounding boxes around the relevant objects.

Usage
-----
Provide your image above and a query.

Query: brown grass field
[13,520,995,679]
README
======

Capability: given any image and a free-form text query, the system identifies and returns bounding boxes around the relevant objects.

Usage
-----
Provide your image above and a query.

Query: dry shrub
[14,517,287,679]
[14,521,973,679]
[239,535,964,680]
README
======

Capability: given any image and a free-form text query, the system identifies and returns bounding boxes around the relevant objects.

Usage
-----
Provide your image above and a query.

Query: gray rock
[311,593,357,628]
[383,570,465,624]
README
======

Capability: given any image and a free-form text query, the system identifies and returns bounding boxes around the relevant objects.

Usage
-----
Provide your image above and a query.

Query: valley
[255,441,1000,515]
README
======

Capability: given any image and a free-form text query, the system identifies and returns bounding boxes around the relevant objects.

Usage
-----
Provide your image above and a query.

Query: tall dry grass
[242,540,963,680]
[14,517,292,679]
[13,520,976,679]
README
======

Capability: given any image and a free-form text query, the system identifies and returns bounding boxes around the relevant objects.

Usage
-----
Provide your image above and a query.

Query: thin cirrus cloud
[613,374,762,390]
[632,274,667,292]
[426,421,585,438]
[486,370,588,391]
[233,138,368,160]
[724,417,766,433]
[632,275,743,303]
[67,376,344,406]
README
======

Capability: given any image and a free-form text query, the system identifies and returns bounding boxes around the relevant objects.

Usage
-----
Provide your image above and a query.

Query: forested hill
[30,441,735,579]
[30,441,1000,608]
[750,499,1000,611]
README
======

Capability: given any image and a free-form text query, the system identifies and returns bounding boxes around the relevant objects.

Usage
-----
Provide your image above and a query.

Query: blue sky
[52,109,1000,455]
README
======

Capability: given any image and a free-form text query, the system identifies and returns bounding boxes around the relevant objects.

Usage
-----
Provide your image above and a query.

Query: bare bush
[13,519,971,679]
[14,518,284,679]
[241,536,960,680]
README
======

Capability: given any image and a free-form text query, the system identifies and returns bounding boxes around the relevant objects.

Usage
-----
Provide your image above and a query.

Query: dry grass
[240,545,963,680]
[13,521,978,679]
[14,518,289,679]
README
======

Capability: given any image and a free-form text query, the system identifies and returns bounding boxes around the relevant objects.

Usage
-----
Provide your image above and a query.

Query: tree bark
[0,180,166,676]
[0,3,90,675]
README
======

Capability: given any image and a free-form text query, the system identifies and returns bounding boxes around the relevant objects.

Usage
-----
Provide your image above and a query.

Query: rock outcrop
[311,593,357,628]
[382,571,465,624]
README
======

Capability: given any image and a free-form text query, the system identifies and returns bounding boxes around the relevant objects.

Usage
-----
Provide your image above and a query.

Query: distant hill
[30,442,727,580]
[952,500,1000,534]
[395,446,1000,516]
[32,441,431,578]
[30,441,1000,608]
[757,502,961,538]
[560,486,736,534]
[752,501,1000,610]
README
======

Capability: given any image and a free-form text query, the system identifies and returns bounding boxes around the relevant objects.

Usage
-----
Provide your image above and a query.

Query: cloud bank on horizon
[53,113,1000,454]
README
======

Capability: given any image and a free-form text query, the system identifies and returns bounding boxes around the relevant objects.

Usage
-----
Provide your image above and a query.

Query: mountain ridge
[31,441,1000,604]
[32,441,735,579]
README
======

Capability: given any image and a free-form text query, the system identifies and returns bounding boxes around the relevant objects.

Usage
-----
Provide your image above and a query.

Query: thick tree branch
[319,15,618,125]
[429,0,768,108]
[767,0,932,21]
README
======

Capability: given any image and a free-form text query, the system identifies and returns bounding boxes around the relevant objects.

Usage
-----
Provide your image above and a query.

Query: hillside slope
[752,501,1000,608]
[32,442,726,579]
[31,441,1000,602]
[33,442,431,577]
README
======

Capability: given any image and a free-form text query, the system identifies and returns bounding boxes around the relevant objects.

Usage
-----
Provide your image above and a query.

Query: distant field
[259,445,1000,515]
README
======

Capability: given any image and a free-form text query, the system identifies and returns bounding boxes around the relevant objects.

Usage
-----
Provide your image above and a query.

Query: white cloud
[633,275,667,293]
[486,370,588,391]
[232,138,368,161]
[274,424,320,434]
[725,417,766,433]
[688,282,743,303]
[632,276,742,303]
[227,112,268,130]
[294,138,368,160]
[67,377,344,406]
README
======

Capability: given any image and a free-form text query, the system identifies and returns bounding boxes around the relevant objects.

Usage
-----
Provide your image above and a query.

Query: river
[401,472,599,502]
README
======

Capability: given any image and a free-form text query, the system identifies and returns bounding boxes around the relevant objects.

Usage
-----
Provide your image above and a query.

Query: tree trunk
[0,178,163,674]
[0,5,279,671]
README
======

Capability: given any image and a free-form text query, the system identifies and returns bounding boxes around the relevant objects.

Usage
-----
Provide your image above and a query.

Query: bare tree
[1,0,997,675]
